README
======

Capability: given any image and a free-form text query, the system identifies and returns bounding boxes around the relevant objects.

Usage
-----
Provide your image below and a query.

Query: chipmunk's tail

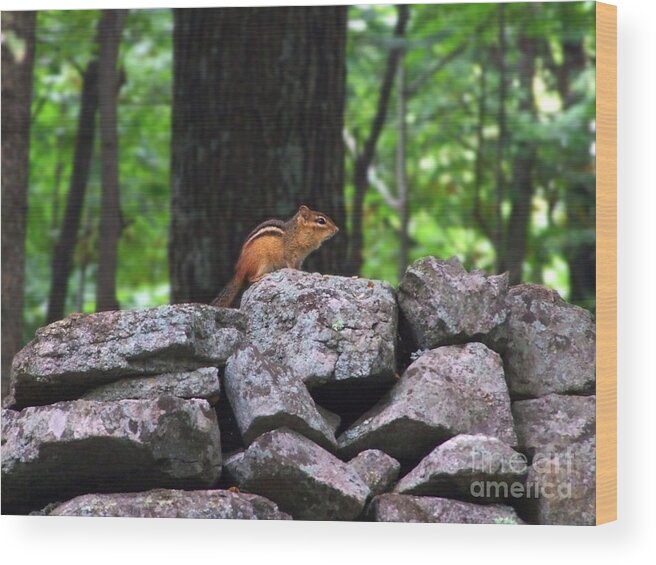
[211,274,244,308]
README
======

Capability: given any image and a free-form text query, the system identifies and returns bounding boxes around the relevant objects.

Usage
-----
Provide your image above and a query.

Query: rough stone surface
[82,367,221,403]
[512,394,596,458]
[348,449,401,496]
[337,343,517,461]
[1,397,221,514]
[398,256,508,349]
[394,434,527,502]
[240,269,397,388]
[48,488,291,520]
[0,267,597,525]
[369,493,523,524]
[8,305,245,408]
[316,405,342,436]
[1,408,19,441]
[225,427,370,521]
[489,284,595,398]
[221,450,245,486]
[524,437,596,525]
[224,345,336,450]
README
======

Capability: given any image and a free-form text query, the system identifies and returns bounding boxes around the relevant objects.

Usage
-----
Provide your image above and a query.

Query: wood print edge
[595,0,617,526]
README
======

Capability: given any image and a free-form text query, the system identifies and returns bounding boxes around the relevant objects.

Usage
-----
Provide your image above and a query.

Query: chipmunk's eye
[316,217,326,225]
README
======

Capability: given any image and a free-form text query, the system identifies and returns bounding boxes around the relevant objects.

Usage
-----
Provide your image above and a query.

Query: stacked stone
[1,259,595,525]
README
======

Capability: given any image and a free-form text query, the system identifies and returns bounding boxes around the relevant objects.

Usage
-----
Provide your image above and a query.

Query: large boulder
[337,343,517,461]
[489,284,595,398]
[394,434,527,502]
[48,488,291,520]
[512,394,596,457]
[511,394,596,525]
[1,397,221,514]
[224,428,370,521]
[82,367,221,403]
[398,256,508,349]
[7,305,245,408]
[348,449,401,496]
[368,493,523,524]
[223,345,336,450]
[524,437,596,525]
[240,269,397,389]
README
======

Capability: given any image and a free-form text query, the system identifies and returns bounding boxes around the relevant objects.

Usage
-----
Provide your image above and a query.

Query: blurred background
[1,2,596,382]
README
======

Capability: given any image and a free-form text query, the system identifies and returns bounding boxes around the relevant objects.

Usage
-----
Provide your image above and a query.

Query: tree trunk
[498,32,537,284]
[473,62,492,240]
[396,47,410,281]
[96,10,126,312]
[170,7,348,304]
[557,35,595,305]
[46,58,99,323]
[1,11,36,396]
[346,4,409,277]
[493,3,507,273]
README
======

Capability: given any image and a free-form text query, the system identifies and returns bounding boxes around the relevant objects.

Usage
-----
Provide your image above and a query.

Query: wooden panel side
[595,1,617,526]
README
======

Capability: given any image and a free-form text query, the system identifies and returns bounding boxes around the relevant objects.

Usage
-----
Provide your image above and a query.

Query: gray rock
[398,256,508,349]
[82,367,221,403]
[1,408,19,442]
[1,397,221,514]
[524,436,595,525]
[512,394,596,458]
[316,405,342,436]
[489,284,595,398]
[348,449,401,496]
[225,428,370,521]
[224,345,336,450]
[221,450,246,486]
[241,269,397,388]
[48,488,291,520]
[8,304,245,408]
[369,493,523,524]
[394,434,527,502]
[337,343,517,461]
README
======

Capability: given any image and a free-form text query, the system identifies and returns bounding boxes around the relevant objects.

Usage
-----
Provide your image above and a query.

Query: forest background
[1,2,597,392]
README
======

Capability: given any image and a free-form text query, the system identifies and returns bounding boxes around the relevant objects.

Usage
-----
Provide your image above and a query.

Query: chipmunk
[211,205,339,308]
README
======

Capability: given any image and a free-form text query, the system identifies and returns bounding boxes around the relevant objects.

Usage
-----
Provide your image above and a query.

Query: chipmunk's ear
[298,205,311,220]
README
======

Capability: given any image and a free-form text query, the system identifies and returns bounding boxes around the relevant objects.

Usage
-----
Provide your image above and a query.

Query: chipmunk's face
[297,205,339,240]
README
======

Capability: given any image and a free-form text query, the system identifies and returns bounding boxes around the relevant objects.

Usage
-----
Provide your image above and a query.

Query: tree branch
[406,40,467,98]
[405,21,486,98]
[346,4,410,275]
[344,128,400,210]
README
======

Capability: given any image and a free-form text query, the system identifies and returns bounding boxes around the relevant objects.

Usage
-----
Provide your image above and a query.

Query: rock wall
[1,258,596,524]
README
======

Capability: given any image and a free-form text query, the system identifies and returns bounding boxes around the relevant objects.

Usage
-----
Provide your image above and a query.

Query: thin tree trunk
[396,47,410,281]
[170,7,348,303]
[498,32,538,284]
[346,4,409,276]
[96,10,126,312]
[50,157,63,234]
[493,4,507,272]
[46,58,99,323]
[473,62,492,240]
[1,11,36,396]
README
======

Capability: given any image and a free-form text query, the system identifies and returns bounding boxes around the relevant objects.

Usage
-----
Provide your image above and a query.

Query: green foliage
[494,515,520,525]
[24,3,596,341]
[26,9,172,340]
[346,2,595,302]
[332,318,346,332]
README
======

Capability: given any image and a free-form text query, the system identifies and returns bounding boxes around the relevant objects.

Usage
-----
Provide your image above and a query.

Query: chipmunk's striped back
[242,219,285,248]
